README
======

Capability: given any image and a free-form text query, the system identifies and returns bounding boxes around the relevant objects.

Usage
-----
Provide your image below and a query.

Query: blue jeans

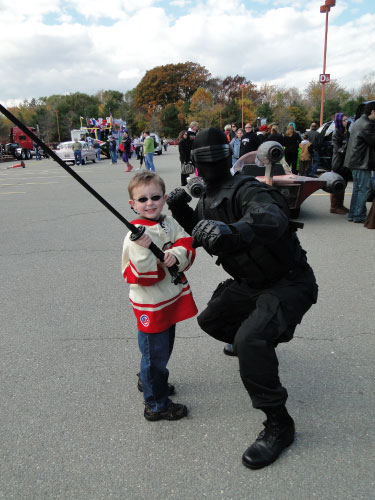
[96,148,101,160]
[74,150,81,165]
[109,150,117,163]
[145,152,155,171]
[138,325,175,411]
[310,151,319,176]
[348,169,371,221]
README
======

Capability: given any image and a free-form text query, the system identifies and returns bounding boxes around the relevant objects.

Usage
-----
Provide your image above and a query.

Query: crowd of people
[210,107,375,227]
[77,105,375,229]
[106,131,170,173]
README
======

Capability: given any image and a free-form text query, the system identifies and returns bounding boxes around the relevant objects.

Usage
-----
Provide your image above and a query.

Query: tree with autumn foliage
[2,67,375,144]
[134,62,211,117]
[187,88,221,128]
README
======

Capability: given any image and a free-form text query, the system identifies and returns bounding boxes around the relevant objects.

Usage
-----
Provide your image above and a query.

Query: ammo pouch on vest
[218,243,292,288]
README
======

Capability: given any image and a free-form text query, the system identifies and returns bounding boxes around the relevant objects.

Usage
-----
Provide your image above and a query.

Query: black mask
[192,128,232,184]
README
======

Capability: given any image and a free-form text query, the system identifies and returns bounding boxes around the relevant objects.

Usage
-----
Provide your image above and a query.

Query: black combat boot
[242,406,295,469]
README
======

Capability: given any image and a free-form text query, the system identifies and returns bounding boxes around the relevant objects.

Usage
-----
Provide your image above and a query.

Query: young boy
[298,133,314,177]
[122,172,197,421]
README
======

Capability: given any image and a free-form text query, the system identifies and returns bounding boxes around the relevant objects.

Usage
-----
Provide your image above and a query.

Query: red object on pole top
[320,5,327,12]
[325,0,336,7]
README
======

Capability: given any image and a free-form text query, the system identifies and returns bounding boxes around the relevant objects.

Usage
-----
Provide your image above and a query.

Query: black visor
[191,144,231,163]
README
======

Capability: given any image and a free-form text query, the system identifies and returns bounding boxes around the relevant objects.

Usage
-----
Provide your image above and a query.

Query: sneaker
[144,402,188,421]
[353,218,366,223]
[223,343,237,357]
[124,165,133,172]
[137,373,175,396]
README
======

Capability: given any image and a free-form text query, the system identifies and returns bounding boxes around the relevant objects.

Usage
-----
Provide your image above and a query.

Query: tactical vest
[197,175,306,287]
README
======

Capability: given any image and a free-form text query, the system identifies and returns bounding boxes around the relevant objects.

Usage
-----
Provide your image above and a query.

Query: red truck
[7,126,37,159]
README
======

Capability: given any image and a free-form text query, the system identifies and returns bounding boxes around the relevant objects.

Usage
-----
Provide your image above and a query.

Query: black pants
[285,151,299,175]
[181,173,190,186]
[198,266,317,409]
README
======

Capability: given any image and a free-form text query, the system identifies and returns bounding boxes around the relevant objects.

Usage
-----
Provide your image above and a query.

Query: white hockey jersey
[122,215,198,333]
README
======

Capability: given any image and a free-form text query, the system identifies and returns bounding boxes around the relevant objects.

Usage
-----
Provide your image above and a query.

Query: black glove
[192,220,241,254]
[166,188,192,209]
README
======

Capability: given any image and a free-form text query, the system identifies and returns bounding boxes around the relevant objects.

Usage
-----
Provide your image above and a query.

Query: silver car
[53,141,97,164]
[150,133,163,155]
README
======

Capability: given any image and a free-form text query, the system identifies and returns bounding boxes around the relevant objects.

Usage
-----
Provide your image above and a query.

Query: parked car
[53,141,97,164]
[316,116,357,172]
[15,146,49,159]
[150,133,163,155]
[316,120,335,171]
[315,101,375,172]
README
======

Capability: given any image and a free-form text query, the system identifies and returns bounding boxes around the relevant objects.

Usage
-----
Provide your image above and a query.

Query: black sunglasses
[134,195,163,203]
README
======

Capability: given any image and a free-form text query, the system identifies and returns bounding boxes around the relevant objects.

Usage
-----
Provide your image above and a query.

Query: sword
[0,104,185,285]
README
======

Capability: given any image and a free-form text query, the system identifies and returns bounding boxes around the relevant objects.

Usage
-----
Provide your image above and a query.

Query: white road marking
[0,191,26,195]
[0,182,59,187]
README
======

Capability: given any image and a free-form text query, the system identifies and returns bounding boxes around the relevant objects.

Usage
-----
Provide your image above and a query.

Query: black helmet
[191,128,232,183]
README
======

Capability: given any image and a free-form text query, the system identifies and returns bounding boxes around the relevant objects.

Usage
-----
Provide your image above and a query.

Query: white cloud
[169,0,192,7]
[0,0,374,104]
[118,69,144,80]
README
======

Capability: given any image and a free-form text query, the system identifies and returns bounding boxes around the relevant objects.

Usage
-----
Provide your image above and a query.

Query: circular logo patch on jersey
[140,314,150,327]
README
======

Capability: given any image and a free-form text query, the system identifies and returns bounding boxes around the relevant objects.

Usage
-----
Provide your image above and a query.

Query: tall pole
[55,110,61,142]
[319,0,335,126]
[320,9,329,126]
[240,84,244,128]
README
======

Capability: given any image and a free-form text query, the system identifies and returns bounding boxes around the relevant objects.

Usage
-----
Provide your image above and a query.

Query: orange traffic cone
[7,160,25,169]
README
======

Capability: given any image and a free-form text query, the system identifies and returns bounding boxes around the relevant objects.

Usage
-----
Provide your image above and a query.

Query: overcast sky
[0,0,374,106]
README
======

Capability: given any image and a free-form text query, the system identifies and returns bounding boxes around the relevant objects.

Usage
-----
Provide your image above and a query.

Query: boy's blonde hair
[128,171,166,198]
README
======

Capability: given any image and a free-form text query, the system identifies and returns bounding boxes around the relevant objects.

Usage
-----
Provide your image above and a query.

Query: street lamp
[319,0,336,126]
[240,84,245,128]
[54,109,61,143]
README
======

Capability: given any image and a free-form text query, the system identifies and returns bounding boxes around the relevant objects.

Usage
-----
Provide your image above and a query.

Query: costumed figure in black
[166,128,318,470]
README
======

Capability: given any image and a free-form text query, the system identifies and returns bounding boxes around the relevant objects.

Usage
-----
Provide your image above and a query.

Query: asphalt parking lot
[1,150,374,500]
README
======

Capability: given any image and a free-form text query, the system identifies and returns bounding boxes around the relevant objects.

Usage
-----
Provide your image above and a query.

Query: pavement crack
[59,335,205,341]
[28,209,111,224]
[60,337,135,341]
[296,332,373,341]
[295,336,334,341]
[1,248,117,257]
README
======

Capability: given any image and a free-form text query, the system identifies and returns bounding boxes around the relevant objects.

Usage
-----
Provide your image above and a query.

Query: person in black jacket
[120,131,134,172]
[229,123,238,140]
[239,123,259,157]
[167,128,318,470]
[178,130,191,186]
[283,123,301,174]
[266,124,284,146]
[344,101,375,223]
[330,113,350,214]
